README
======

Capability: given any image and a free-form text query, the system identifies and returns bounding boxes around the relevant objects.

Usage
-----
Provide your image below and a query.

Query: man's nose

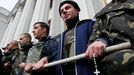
[62,9,67,15]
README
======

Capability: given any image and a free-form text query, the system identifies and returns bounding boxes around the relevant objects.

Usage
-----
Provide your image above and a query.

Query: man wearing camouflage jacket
[20,22,58,75]
[86,0,134,75]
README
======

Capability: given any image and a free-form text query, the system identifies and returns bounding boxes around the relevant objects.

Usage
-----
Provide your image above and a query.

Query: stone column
[106,0,112,4]
[13,0,36,40]
[85,0,104,19]
[74,0,90,19]
[28,0,50,41]
[0,17,13,47]
[0,7,22,47]
[49,0,64,37]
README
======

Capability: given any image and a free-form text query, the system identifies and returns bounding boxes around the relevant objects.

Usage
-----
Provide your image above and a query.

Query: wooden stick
[43,42,131,68]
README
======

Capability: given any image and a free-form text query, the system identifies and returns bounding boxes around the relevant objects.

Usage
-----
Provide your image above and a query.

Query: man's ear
[43,28,47,35]
[44,28,47,32]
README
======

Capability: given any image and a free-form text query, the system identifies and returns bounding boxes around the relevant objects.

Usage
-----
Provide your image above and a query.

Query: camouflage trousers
[100,49,134,75]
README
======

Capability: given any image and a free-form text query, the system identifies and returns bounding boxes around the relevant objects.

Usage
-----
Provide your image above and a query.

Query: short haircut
[59,0,80,16]
[21,33,32,41]
[34,22,50,35]
[10,40,19,47]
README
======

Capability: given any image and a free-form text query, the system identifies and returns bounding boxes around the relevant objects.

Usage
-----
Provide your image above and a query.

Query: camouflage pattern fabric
[26,42,44,64]
[62,28,76,75]
[1,52,13,75]
[23,42,44,75]
[19,48,29,62]
[11,48,30,75]
[10,43,33,75]
[89,0,134,44]
[11,50,21,75]
[100,50,134,75]
[63,28,75,59]
[89,0,134,75]
[1,48,19,75]
[2,48,18,64]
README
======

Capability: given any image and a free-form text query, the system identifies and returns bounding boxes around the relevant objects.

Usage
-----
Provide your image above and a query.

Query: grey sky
[0,0,18,11]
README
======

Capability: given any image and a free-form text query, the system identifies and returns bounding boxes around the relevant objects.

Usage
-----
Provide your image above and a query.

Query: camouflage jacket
[25,36,58,75]
[90,0,134,46]
[1,48,19,75]
[11,43,33,75]
[2,48,19,64]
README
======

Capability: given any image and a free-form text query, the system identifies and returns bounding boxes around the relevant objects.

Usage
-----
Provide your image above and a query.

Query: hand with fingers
[32,57,48,71]
[24,63,34,73]
[86,41,106,59]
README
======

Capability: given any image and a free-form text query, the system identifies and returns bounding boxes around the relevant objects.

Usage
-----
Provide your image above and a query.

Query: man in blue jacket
[56,1,95,75]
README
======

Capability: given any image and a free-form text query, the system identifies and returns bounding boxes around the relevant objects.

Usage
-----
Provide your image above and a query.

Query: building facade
[0,0,111,47]
[0,7,10,44]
